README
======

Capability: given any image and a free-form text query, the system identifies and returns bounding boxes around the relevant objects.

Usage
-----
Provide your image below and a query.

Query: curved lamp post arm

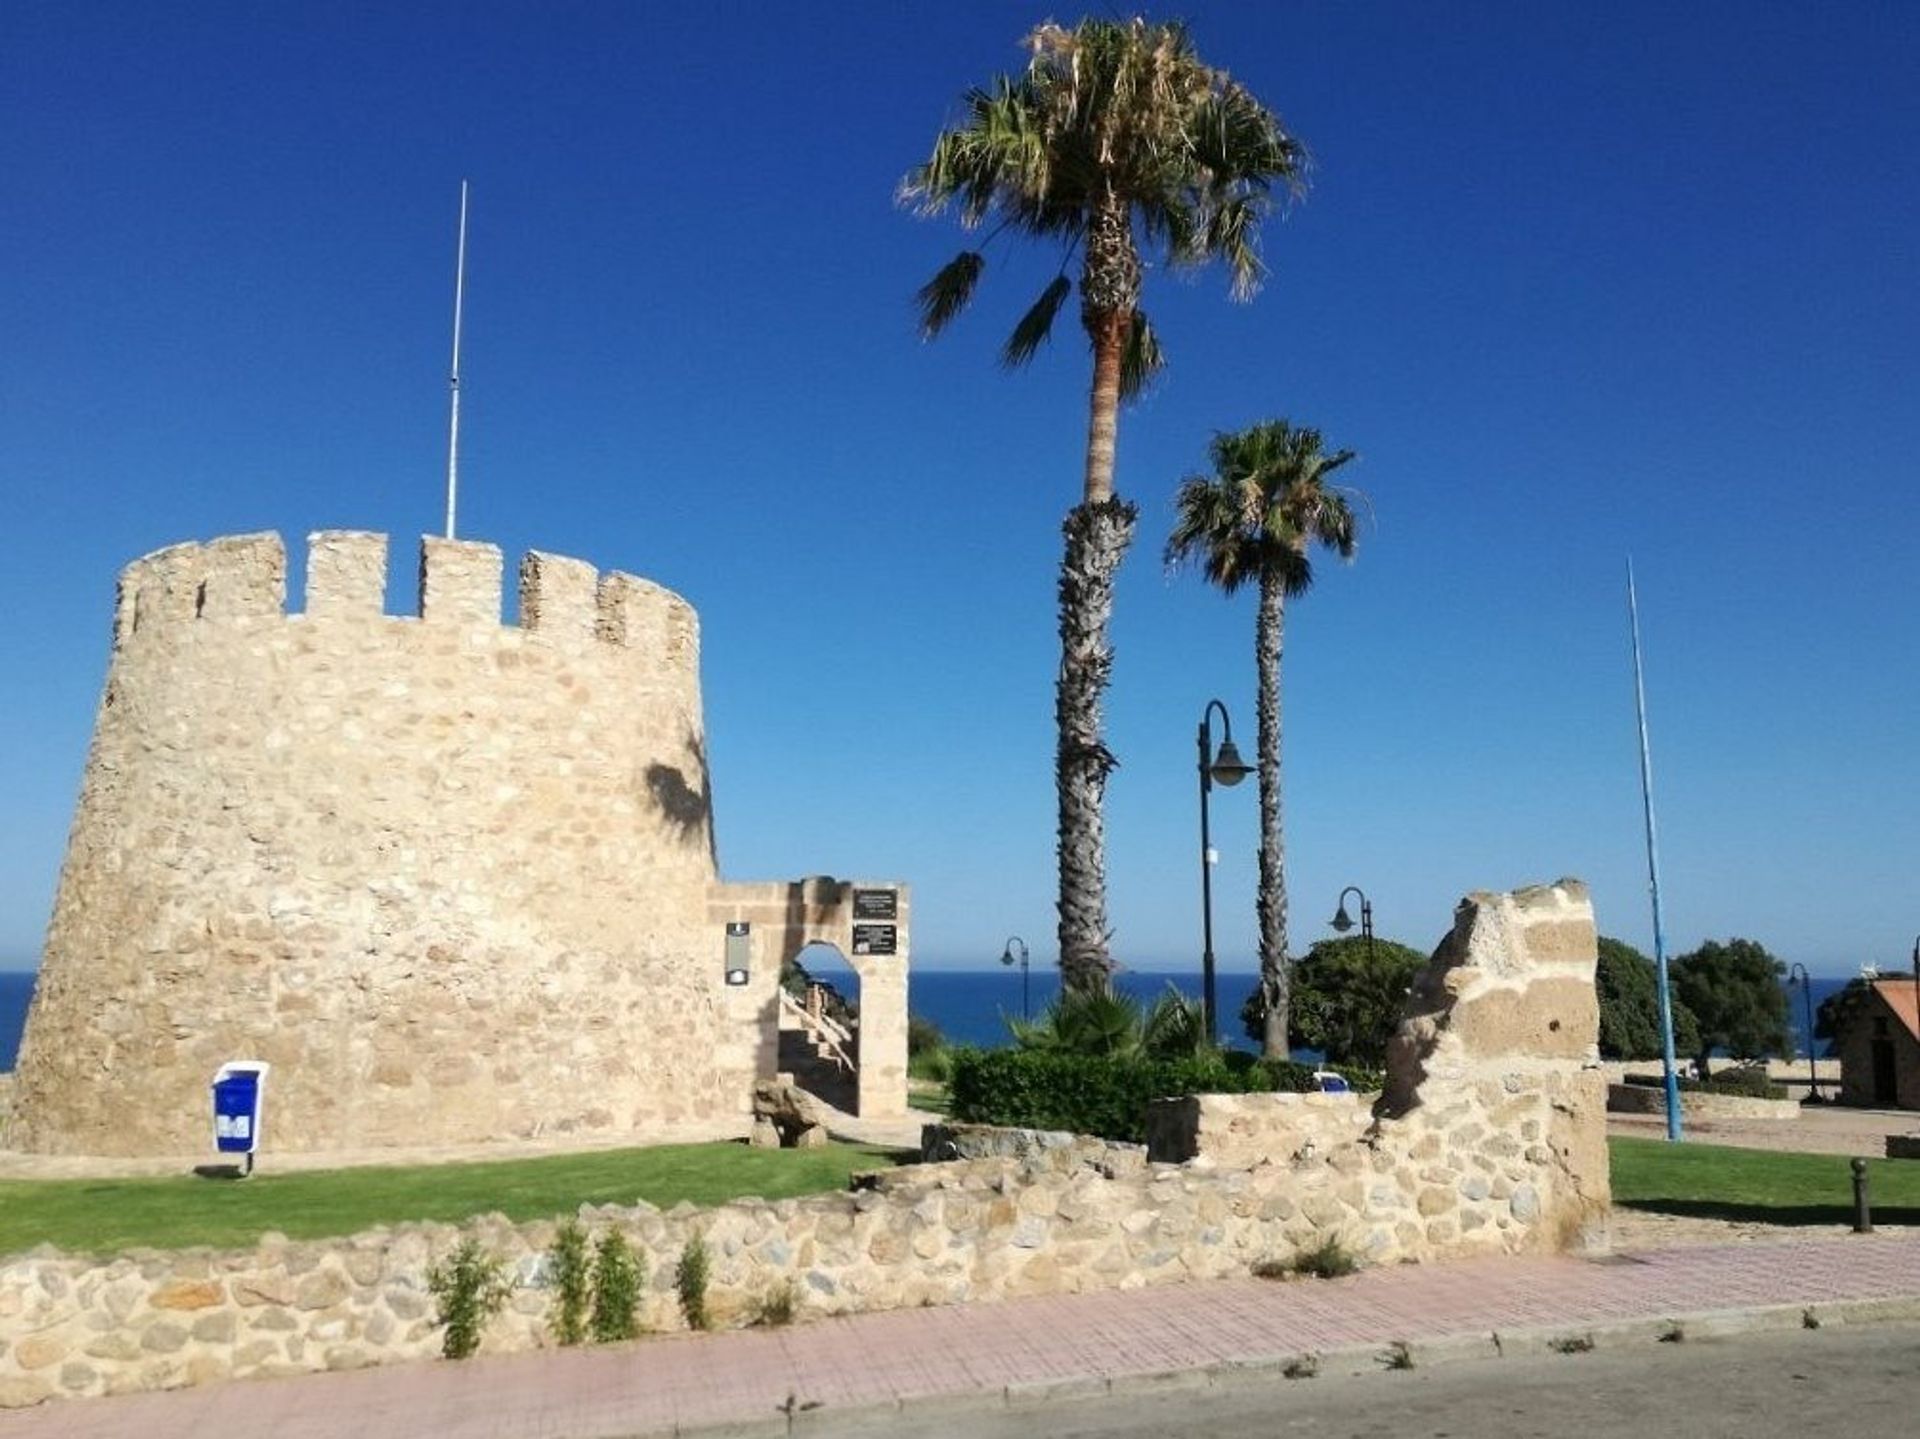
[1000,936,1031,1020]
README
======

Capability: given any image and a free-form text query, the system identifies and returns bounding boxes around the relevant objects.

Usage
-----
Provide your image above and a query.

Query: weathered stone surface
[149,1281,224,1312]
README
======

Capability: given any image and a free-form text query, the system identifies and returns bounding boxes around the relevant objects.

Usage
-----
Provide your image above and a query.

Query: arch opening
[781,942,861,1113]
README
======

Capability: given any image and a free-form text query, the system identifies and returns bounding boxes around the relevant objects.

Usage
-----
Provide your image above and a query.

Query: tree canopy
[1595,936,1700,1061]
[1815,976,1876,1043]
[1239,934,1427,1067]
[1670,937,1791,1073]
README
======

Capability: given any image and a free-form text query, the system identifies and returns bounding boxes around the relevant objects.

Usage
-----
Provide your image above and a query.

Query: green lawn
[1611,1136,1920,1226]
[5,1133,1911,1260]
[0,1141,903,1257]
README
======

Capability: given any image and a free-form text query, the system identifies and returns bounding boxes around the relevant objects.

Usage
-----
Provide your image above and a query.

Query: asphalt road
[783,1323,1920,1439]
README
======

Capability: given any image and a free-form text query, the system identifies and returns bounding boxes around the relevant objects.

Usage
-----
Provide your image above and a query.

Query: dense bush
[1596,937,1701,1060]
[1671,938,1792,1075]
[1238,936,1428,1066]
[948,1048,1380,1142]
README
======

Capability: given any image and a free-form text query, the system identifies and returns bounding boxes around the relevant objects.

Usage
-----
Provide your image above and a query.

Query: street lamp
[1000,936,1031,1020]
[1788,962,1819,1101]
[1196,699,1252,1043]
[1330,886,1375,962]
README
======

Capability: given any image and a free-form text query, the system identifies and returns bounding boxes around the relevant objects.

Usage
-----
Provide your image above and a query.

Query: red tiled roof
[1871,979,1920,1043]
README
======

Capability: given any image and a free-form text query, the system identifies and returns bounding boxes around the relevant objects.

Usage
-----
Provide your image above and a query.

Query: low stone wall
[1607,1083,1799,1122]
[0,879,1610,1409]
[1886,1134,1920,1160]
[1144,1091,1371,1168]
[920,1122,1129,1170]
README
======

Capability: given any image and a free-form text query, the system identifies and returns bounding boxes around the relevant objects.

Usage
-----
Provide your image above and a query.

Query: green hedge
[947,1049,1382,1143]
[1625,1068,1792,1101]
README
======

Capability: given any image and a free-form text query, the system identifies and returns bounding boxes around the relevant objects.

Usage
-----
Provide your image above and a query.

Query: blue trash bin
[211,1061,269,1172]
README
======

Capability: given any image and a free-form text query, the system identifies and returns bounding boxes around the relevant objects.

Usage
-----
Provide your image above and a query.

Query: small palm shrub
[549,1220,590,1346]
[589,1231,643,1343]
[427,1238,512,1360]
[676,1232,712,1331]
[1008,986,1143,1057]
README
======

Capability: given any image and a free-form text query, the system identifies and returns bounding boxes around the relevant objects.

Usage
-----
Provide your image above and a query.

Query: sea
[0,967,1853,1071]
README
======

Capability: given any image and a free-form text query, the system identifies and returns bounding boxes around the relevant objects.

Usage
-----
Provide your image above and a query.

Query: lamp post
[1330,886,1374,963]
[1789,962,1819,1101]
[1000,936,1031,1020]
[1196,699,1252,1044]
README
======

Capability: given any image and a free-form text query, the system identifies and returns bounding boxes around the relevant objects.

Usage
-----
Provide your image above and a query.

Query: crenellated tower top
[110,530,698,666]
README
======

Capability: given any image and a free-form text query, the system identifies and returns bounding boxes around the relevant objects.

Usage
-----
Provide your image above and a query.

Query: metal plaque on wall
[852,888,898,920]
[851,923,897,956]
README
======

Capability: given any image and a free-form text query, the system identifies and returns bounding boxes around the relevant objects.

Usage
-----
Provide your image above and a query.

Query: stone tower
[9,531,773,1155]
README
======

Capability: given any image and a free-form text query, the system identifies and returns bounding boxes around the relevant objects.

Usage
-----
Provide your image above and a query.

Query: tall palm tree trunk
[1255,570,1290,1056]
[1056,494,1134,993]
[1056,196,1142,996]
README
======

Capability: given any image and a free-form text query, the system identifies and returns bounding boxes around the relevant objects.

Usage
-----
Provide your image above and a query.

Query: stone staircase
[777,988,858,1113]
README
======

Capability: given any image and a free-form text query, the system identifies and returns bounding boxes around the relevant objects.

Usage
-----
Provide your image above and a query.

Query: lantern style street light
[1000,935,1031,1020]
[1330,885,1375,963]
[1788,961,1820,1101]
[1196,699,1252,1043]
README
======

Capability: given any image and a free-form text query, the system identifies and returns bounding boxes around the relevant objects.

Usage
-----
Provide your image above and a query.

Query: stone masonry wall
[1606,1083,1798,1121]
[0,880,1608,1408]
[9,532,753,1156]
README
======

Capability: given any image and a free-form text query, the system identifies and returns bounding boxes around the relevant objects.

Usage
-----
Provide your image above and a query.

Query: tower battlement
[112,531,699,667]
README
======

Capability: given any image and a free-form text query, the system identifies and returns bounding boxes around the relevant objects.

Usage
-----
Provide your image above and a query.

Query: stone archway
[705,876,909,1119]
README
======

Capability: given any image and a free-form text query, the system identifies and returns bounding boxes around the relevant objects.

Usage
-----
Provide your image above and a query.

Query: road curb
[678,1292,1920,1437]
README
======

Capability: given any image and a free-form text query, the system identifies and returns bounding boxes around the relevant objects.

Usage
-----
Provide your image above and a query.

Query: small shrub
[1381,1341,1415,1371]
[1548,1333,1595,1355]
[754,1279,798,1328]
[1251,1235,1359,1282]
[1281,1353,1319,1380]
[1802,1307,1822,1330]
[1657,1323,1685,1344]
[427,1238,512,1360]
[1291,1235,1360,1280]
[549,1219,590,1346]
[908,1012,945,1057]
[589,1230,643,1343]
[676,1231,712,1331]
[908,1043,955,1084]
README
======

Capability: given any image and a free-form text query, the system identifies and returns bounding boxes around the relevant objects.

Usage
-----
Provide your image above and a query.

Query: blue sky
[2,3,1915,976]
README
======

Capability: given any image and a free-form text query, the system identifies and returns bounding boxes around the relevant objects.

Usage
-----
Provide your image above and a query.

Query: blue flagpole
[1628,560,1683,1142]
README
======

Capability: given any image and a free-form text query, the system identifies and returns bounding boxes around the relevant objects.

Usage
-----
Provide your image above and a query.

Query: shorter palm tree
[1166,421,1358,1058]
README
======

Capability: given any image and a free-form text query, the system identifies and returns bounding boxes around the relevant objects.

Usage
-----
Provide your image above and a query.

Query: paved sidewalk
[3,1234,1917,1439]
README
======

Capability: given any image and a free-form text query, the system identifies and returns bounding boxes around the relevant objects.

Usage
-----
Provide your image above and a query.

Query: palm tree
[1166,421,1357,1057]
[902,18,1305,993]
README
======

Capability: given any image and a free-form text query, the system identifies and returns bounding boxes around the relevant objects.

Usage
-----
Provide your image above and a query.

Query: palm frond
[1118,309,1164,401]
[914,251,985,339]
[1001,274,1072,368]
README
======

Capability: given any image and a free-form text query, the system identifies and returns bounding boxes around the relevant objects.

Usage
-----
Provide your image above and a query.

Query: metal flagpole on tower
[444,180,470,540]
[1628,559,1684,1142]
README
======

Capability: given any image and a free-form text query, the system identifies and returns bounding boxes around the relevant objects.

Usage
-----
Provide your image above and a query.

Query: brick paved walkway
[3,1234,1916,1439]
